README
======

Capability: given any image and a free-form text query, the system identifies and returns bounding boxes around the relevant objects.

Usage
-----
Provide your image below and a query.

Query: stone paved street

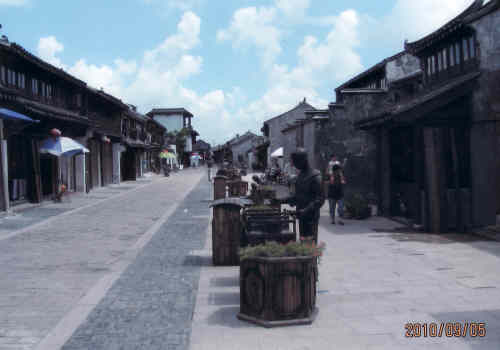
[0,168,209,350]
[191,203,500,350]
[2,168,500,350]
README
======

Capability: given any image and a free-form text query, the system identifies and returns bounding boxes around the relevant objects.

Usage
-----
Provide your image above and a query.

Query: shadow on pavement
[208,292,240,306]
[183,255,212,267]
[210,276,239,287]
[206,306,254,329]
[431,309,500,348]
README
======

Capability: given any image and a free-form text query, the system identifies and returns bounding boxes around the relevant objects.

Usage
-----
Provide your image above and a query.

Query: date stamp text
[405,322,486,338]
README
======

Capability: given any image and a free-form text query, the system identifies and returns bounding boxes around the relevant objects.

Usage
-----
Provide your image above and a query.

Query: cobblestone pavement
[0,168,210,350]
[190,205,500,350]
[61,173,211,350]
[0,175,159,241]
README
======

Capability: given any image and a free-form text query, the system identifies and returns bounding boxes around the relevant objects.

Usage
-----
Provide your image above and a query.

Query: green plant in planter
[239,240,325,261]
[344,193,371,220]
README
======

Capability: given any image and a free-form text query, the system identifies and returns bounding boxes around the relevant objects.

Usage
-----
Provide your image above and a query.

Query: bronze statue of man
[279,148,324,243]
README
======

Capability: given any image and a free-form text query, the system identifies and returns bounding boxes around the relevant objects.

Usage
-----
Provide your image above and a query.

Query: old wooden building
[0,37,91,209]
[312,50,421,203]
[145,116,166,173]
[86,88,128,190]
[121,105,148,181]
[354,0,500,232]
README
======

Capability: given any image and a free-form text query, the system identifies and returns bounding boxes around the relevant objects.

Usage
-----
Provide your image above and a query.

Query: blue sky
[1,0,473,144]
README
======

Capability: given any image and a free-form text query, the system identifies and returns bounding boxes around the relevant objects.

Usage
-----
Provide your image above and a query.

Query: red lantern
[50,128,62,137]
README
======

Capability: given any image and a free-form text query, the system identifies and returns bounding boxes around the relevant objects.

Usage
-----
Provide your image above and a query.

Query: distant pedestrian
[328,161,345,225]
[207,156,213,182]
[327,155,338,177]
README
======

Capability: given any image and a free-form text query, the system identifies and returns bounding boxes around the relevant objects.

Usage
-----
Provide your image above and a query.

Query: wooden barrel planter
[238,256,318,327]
[211,200,243,266]
[228,180,249,197]
[213,176,227,200]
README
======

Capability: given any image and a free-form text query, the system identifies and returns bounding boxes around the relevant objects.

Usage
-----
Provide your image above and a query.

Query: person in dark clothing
[276,148,324,243]
[328,161,345,225]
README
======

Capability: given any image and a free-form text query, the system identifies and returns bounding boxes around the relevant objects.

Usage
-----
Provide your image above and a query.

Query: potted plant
[344,193,371,220]
[237,240,325,327]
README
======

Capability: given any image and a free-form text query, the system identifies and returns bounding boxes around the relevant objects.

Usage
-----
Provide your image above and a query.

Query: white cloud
[275,0,310,20]
[53,11,234,142]
[143,0,205,12]
[226,9,363,134]
[37,36,66,69]
[217,6,282,66]
[144,10,200,65]
[34,1,480,144]
[360,0,476,49]
[167,0,204,11]
[390,0,475,41]
[114,59,137,75]
[69,59,122,95]
[296,10,362,82]
[0,0,28,6]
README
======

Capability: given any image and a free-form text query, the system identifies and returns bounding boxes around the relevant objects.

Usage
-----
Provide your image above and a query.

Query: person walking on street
[328,161,345,225]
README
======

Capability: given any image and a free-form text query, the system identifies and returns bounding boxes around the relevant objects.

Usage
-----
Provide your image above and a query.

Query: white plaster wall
[154,114,183,132]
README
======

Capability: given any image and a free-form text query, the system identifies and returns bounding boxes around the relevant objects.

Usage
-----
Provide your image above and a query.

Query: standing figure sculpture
[277,148,324,243]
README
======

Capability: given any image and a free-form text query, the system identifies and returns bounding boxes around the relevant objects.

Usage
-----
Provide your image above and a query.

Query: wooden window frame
[468,36,476,59]
[455,42,461,65]
[463,38,469,61]
[31,78,39,95]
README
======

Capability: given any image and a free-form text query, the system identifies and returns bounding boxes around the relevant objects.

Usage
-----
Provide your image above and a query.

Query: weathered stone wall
[231,138,254,166]
[470,5,500,223]
[281,128,296,166]
[265,102,314,166]
[316,105,378,200]
[303,120,317,170]
[342,92,387,124]
[386,53,421,83]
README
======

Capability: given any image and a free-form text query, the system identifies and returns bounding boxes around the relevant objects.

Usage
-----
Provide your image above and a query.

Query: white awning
[270,147,283,158]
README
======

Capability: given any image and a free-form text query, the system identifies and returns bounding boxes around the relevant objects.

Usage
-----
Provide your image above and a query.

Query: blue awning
[0,108,38,123]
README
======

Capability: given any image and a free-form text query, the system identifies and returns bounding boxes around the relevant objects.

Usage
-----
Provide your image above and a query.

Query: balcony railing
[424,58,478,90]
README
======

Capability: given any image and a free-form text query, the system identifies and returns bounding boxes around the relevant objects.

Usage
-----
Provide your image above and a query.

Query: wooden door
[29,139,41,203]
[423,128,448,233]
[85,152,92,192]
[101,142,113,186]
[89,139,100,188]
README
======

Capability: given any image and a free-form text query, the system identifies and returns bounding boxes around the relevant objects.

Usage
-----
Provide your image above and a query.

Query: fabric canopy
[159,151,176,159]
[40,136,89,157]
[270,147,283,158]
[0,108,38,123]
